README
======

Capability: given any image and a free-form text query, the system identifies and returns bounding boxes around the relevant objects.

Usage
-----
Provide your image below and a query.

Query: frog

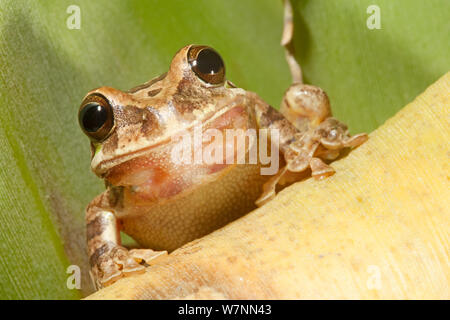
[79,43,368,289]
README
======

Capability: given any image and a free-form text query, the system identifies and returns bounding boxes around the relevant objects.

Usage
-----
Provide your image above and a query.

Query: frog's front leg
[86,191,167,289]
[252,85,367,206]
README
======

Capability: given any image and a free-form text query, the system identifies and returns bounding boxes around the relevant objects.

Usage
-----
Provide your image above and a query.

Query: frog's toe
[256,167,288,207]
[342,133,369,148]
[284,145,316,173]
[310,157,335,179]
[286,152,311,172]
[129,248,168,265]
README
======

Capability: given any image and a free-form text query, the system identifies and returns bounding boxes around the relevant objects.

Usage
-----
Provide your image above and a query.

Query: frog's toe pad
[310,157,335,179]
[129,249,168,265]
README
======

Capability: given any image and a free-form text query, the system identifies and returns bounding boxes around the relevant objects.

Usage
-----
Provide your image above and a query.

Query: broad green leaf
[0,0,448,299]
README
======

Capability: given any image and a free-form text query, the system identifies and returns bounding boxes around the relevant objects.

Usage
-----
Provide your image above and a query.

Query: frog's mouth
[96,104,256,202]
[91,92,250,176]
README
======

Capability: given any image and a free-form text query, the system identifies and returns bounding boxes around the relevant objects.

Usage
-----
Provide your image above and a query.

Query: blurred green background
[0,0,448,299]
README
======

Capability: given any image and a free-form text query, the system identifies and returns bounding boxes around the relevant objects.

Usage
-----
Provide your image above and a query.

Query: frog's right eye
[78,94,114,142]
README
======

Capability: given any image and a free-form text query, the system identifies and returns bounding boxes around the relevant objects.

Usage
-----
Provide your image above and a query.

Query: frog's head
[78,45,248,182]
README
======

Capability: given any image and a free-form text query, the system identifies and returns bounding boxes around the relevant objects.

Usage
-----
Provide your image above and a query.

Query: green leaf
[0,0,447,299]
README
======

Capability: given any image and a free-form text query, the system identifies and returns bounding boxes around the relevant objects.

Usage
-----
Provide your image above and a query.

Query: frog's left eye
[78,94,114,142]
[188,45,225,85]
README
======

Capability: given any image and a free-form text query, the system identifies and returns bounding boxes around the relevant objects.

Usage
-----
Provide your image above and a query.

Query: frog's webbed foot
[286,118,368,175]
[255,120,367,207]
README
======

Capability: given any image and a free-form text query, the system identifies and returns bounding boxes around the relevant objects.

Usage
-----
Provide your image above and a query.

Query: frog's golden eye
[188,45,225,85]
[78,94,114,142]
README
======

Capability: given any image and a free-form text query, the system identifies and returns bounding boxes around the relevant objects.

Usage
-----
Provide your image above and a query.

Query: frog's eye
[188,45,225,85]
[78,94,114,142]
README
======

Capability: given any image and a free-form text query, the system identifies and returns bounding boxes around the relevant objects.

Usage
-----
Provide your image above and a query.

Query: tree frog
[78,44,367,289]
[79,1,368,288]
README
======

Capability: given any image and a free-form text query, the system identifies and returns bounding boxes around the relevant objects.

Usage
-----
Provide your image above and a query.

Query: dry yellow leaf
[87,72,449,299]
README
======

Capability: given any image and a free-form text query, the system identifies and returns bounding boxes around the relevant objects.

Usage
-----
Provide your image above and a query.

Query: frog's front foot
[90,245,168,289]
[256,119,368,206]
[90,245,143,289]
[285,118,368,178]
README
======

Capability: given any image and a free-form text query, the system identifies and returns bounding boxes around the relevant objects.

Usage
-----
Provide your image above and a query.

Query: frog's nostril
[147,87,162,97]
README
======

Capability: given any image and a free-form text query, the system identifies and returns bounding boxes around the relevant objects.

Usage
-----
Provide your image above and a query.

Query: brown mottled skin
[80,45,368,289]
